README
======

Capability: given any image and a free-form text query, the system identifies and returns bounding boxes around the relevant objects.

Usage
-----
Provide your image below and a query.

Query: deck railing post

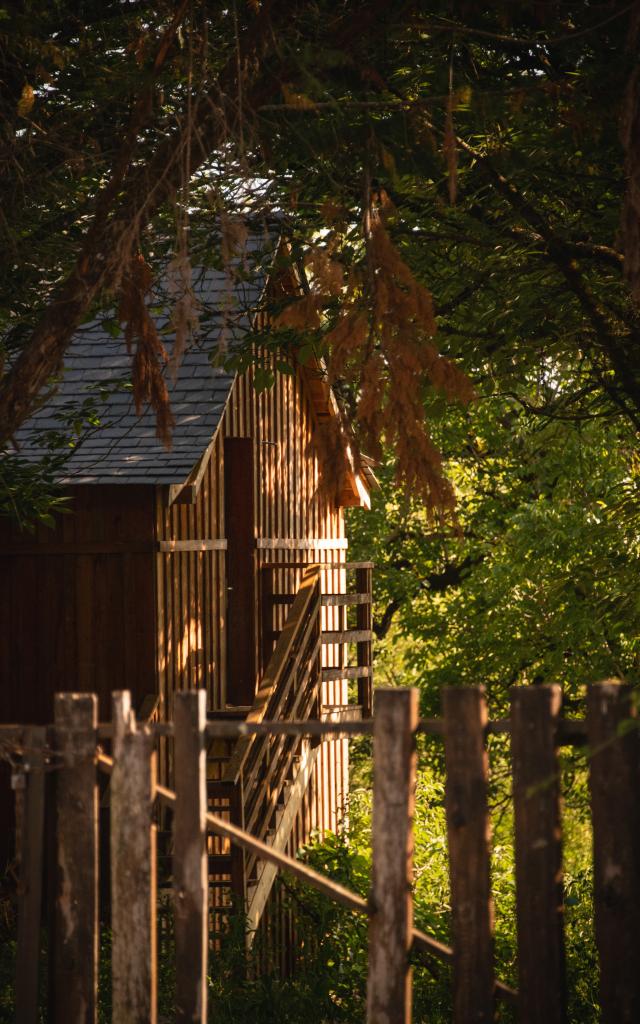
[51,693,98,1024]
[587,680,640,1023]
[111,691,157,1024]
[443,686,494,1022]
[15,725,46,1024]
[510,685,566,1024]
[366,687,418,1024]
[173,689,208,1024]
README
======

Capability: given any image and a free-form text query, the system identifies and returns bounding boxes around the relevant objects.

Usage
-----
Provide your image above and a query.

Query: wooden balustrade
[8,679,640,1023]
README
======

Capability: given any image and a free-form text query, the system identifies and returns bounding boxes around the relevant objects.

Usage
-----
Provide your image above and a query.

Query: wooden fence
[5,680,640,1023]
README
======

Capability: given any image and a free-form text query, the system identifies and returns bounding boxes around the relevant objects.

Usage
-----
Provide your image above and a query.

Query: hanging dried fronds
[167,251,200,372]
[118,253,175,447]
[220,211,250,263]
[287,195,473,515]
[308,415,353,507]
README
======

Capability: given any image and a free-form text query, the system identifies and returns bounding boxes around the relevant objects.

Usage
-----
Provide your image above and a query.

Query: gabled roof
[11,251,268,488]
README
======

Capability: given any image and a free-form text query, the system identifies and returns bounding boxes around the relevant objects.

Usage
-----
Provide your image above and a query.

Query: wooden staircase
[206,562,374,940]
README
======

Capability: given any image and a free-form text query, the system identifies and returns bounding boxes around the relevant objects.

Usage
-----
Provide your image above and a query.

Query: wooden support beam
[511,685,566,1024]
[587,680,640,1024]
[52,694,98,1024]
[173,690,209,1024]
[111,692,157,1024]
[15,726,46,1024]
[443,687,494,1023]
[321,592,370,606]
[322,629,374,644]
[367,688,418,1024]
[322,665,372,682]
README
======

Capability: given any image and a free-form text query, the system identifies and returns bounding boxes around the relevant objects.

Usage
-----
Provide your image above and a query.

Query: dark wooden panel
[224,437,256,706]
[511,685,566,1024]
[587,681,640,1024]
[52,694,98,1024]
[442,687,494,1023]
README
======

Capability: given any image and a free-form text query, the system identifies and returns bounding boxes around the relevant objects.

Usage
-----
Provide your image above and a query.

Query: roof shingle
[11,243,271,487]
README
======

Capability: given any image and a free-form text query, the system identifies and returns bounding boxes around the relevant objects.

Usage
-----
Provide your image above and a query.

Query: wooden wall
[0,485,157,724]
[154,361,351,838]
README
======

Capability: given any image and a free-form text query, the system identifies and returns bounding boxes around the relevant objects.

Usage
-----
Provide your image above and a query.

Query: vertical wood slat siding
[0,486,156,726]
[153,355,351,848]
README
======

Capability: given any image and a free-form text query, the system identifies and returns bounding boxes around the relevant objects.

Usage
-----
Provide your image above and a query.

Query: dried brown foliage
[118,252,175,447]
[315,197,473,513]
[308,415,353,507]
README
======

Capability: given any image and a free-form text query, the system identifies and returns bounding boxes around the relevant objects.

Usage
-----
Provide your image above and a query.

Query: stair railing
[213,565,322,906]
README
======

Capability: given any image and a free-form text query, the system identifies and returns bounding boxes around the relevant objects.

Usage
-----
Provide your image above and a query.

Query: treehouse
[0,253,374,932]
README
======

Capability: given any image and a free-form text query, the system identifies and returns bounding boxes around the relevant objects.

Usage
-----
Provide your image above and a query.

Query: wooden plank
[322,629,374,644]
[260,560,374,570]
[321,592,370,606]
[322,665,372,682]
[587,680,640,1024]
[158,539,227,552]
[15,725,46,1024]
[52,693,98,1024]
[173,690,208,1024]
[442,687,494,1023]
[366,688,418,1024]
[256,537,349,550]
[510,685,566,1024]
[224,436,257,705]
[111,693,157,1024]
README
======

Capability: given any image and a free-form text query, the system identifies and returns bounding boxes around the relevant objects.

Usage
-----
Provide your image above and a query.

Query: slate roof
[11,237,272,486]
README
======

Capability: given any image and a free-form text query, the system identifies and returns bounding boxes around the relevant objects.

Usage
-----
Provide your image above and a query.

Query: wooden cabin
[0,255,374,931]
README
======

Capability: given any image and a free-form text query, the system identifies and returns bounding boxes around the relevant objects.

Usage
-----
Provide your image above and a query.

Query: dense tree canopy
[3,2,640,683]
[2,2,640,485]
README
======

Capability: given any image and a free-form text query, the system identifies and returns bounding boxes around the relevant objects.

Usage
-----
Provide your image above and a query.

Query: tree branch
[374,556,481,639]
[0,1,282,447]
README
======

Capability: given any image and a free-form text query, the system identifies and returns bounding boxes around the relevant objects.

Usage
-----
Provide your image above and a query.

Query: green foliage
[350,393,640,710]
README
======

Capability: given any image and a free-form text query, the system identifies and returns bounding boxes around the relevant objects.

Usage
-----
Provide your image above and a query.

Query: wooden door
[224,437,257,706]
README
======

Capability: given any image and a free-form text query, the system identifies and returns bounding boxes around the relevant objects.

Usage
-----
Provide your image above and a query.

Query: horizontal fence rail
[5,680,640,1023]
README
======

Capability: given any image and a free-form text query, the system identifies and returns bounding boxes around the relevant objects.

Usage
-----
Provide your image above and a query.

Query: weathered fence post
[111,691,157,1023]
[443,687,494,1023]
[52,693,98,1024]
[511,685,566,1024]
[587,680,640,1023]
[366,687,418,1024]
[15,725,46,1024]
[174,689,208,1024]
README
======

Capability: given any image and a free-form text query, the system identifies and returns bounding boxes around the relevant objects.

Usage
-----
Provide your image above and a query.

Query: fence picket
[366,687,418,1024]
[443,687,494,1022]
[111,692,157,1024]
[510,685,566,1024]
[15,725,46,1024]
[173,690,208,1024]
[52,693,98,1024]
[587,680,640,1023]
